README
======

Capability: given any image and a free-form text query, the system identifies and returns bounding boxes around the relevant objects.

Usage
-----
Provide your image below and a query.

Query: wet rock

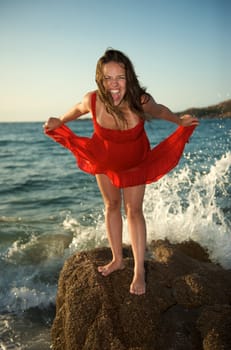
[197,304,231,350]
[51,240,231,350]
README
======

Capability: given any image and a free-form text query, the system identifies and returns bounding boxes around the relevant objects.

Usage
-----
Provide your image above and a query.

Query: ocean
[0,118,230,349]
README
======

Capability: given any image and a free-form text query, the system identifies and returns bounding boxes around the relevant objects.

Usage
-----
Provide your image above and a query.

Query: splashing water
[143,151,231,267]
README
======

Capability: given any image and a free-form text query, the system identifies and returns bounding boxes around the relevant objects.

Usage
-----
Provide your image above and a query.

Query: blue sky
[1,0,230,121]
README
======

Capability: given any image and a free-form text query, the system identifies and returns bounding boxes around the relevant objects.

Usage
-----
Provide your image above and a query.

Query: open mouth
[110,90,121,104]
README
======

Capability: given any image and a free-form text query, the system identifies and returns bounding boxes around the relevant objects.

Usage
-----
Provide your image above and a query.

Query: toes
[97,266,109,276]
[97,261,125,277]
[130,279,146,295]
[97,266,104,273]
[130,286,145,295]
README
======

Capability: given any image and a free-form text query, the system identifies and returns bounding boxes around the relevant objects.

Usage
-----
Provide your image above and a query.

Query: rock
[197,305,231,350]
[176,99,231,119]
[51,240,231,350]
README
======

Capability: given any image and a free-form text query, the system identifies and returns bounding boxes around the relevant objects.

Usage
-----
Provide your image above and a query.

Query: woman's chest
[95,101,141,130]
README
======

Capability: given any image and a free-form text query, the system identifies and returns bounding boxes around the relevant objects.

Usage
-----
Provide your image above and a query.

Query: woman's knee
[105,198,121,213]
[96,174,121,213]
[125,204,143,219]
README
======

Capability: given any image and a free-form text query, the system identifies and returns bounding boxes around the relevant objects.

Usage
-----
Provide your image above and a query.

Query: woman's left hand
[180,114,199,127]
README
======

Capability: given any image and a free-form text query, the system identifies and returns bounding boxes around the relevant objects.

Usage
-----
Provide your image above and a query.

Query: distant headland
[177,99,231,119]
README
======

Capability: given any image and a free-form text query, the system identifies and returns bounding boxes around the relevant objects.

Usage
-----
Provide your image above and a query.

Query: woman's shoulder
[81,90,98,110]
[141,93,151,105]
[83,90,97,102]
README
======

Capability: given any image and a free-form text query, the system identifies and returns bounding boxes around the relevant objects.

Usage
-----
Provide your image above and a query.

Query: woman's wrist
[59,116,66,125]
[177,116,183,126]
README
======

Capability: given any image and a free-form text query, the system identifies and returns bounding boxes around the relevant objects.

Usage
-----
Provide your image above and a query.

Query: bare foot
[130,271,146,295]
[98,260,125,276]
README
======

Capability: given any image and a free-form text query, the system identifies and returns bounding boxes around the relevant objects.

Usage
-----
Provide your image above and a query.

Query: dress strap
[91,92,97,120]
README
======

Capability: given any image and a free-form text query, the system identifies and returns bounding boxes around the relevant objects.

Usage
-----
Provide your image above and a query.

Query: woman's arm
[143,95,199,127]
[44,91,93,131]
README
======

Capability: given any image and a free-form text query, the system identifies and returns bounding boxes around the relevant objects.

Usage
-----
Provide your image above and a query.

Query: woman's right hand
[43,117,63,132]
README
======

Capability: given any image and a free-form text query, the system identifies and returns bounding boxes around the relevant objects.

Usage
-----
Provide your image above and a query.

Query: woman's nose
[111,78,119,86]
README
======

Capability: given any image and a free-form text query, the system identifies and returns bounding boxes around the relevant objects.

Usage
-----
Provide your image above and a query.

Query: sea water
[0,118,230,349]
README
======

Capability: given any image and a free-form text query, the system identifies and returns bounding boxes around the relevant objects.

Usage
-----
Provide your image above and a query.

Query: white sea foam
[8,285,55,312]
[143,151,231,267]
[0,274,57,313]
[65,212,108,253]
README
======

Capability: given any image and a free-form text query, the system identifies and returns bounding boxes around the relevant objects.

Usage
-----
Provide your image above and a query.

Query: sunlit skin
[44,59,199,296]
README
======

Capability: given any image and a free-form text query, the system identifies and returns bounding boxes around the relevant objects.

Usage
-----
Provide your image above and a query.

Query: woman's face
[102,61,126,106]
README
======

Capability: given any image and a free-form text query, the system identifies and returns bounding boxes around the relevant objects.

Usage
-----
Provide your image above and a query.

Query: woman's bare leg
[123,185,146,295]
[96,174,125,275]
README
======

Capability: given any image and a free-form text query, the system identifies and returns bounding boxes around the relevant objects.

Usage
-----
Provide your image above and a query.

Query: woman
[44,49,199,295]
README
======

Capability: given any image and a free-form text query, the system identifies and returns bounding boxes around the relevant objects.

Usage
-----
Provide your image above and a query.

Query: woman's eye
[103,76,126,81]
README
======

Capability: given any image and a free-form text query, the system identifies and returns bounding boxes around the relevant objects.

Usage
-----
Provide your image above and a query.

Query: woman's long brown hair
[95,49,150,125]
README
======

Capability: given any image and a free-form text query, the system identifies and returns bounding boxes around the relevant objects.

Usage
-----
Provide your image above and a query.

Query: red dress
[45,92,196,188]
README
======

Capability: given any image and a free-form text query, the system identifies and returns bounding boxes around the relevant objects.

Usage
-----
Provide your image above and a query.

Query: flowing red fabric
[45,93,196,188]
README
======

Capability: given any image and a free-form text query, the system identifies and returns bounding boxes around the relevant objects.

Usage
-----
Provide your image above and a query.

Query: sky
[0,0,230,122]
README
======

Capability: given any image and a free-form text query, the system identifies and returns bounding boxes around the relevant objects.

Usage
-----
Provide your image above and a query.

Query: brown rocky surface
[51,240,231,350]
[177,99,231,119]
